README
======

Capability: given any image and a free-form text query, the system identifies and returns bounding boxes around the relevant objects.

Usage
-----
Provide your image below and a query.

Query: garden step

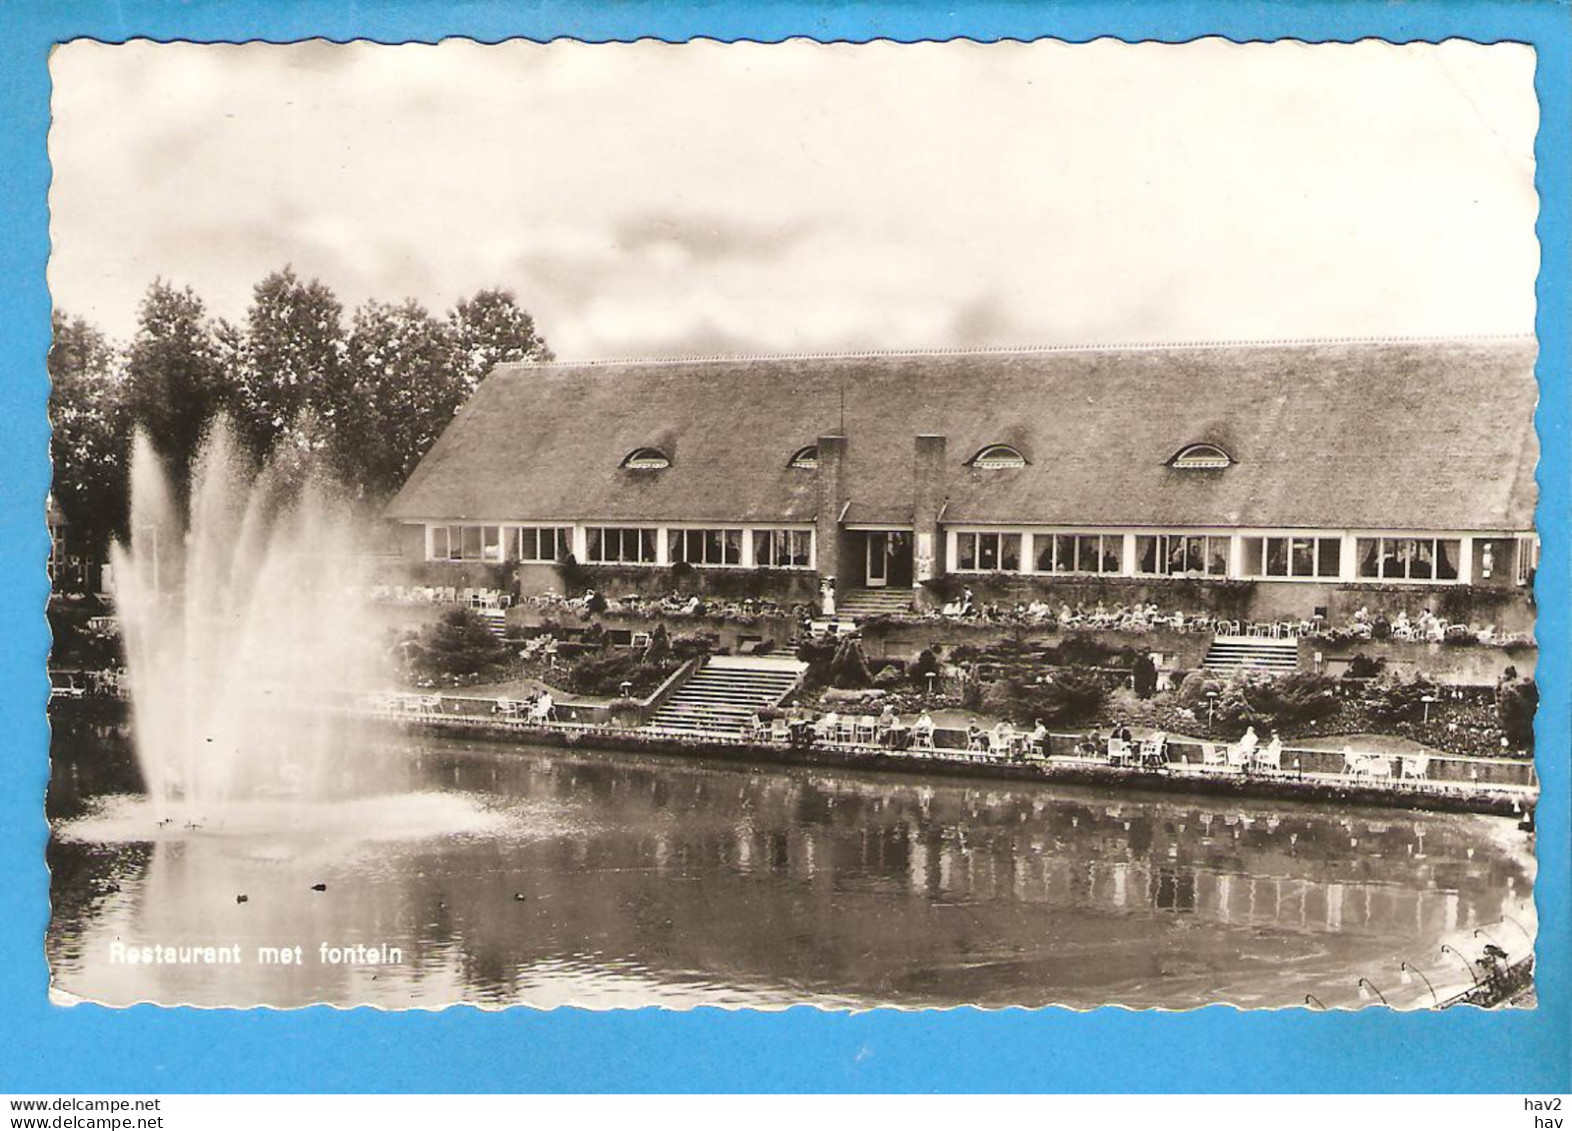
[648,656,808,735]
[1202,634,1301,673]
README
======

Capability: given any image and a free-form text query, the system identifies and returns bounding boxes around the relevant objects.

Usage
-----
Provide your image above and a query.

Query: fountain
[107,420,387,821]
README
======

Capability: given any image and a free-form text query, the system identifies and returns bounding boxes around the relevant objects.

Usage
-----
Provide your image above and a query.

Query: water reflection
[48,721,1534,1010]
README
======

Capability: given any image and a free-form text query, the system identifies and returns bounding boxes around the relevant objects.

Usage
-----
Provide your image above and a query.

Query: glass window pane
[724,529,741,565]
[669,530,684,564]
[587,528,603,562]
[1035,537,1053,572]
[1135,535,1157,574]
[1318,538,1341,578]
[1184,536,1204,573]
[978,533,999,570]
[1437,539,1459,581]
[640,529,656,563]
[1208,537,1229,575]
[753,530,770,567]
[1356,538,1380,578]
[702,530,721,564]
[1076,535,1097,572]
[1265,537,1287,577]
[1102,536,1123,574]
[959,534,977,571]
[462,526,482,560]
[518,528,537,560]
[1410,540,1434,579]
[1291,538,1314,577]
[483,526,502,561]
[1001,534,1021,572]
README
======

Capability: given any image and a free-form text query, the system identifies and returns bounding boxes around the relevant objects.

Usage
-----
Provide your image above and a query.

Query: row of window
[431,524,813,569]
[951,531,1474,582]
[432,525,571,563]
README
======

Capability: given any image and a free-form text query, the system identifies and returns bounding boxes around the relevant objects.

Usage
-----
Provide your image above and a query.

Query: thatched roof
[386,338,1538,533]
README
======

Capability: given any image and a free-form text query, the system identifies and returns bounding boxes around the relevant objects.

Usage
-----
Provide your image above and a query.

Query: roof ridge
[506,332,1535,370]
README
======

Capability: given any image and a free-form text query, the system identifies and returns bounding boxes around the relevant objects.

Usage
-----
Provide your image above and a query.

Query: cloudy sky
[49,38,1538,359]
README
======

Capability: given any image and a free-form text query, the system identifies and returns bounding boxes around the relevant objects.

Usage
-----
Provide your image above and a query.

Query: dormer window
[1170,444,1232,470]
[968,444,1027,469]
[789,445,820,469]
[622,448,670,470]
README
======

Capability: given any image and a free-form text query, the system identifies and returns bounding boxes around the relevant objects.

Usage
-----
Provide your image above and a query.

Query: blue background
[1,1,1566,1094]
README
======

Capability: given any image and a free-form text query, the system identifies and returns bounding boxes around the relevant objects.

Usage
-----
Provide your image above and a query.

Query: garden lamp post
[1421,694,1436,723]
[620,680,633,699]
[926,671,937,699]
[1440,943,1481,989]
[1400,961,1440,1007]
[1356,977,1389,1006]
[1206,689,1218,731]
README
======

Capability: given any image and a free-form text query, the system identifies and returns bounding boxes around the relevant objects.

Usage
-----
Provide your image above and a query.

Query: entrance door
[866,532,889,587]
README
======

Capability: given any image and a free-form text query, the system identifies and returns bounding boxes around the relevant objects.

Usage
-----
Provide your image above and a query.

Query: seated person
[1029,718,1049,757]
[1237,725,1259,753]
[966,723,986,750]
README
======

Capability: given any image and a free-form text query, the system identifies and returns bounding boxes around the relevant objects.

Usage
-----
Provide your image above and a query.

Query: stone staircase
[836,587,914,621]
[476,607,508,638]
[1201,634,1301,674]
[647,655,808,736]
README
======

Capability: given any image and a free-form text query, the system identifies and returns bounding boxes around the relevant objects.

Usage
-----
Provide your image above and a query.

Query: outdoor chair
[420,695,444,716]
[1401,755,1430,781]
[1139,737,1168,768]
[838,718,859,744]
[494,697,522,718]
[988,729,1014,759]
[909,726,935,753]
[855,715,879,744]
[769,718,791,744]
[1253,746,1281,773]
[1201,742,1227,771]
[1225,744,1252,772]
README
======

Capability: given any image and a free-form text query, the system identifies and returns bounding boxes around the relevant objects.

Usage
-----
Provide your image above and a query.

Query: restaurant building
[385,338,1539,630]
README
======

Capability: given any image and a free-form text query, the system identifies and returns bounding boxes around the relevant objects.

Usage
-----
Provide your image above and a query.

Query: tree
[49,310,129,552]
[1132,652,1158,698]
[343,298,467,498]
[447,288,553,391]
[228,267,348,462]
[121,280,223,498]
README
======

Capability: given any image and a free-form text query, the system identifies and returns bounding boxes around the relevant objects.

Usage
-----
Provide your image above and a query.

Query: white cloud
[49,38,1538,358]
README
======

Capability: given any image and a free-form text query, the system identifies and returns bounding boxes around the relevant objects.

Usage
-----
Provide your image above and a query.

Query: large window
[1356,537,1460,582]
[956,531,1021,572]
[668,528,743,567]
[754,529,813,569]
[1035,532,1123,574]
[1518,535,1540,586]
[516,526,571,563]
[431,524,505,563]
[1245,536,1341,579]
[586,527,658,565]
[1135,533,1229,577]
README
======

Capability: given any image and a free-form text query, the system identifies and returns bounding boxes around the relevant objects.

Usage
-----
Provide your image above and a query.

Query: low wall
[1307,638,1536,684]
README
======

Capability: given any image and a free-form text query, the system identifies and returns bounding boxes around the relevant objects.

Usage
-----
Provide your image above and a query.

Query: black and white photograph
[45,38,1539,1011]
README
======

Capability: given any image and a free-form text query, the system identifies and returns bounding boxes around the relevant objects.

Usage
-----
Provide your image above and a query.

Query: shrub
[1176,670,1222,710]
[1365,672,1439,723]
[911,648,942,686]
[1249,672,1340,727]
[1344,653,1385,679]
[1132,652,1158,699]
[828,637,875,689]
[999,672,1106,726]
[408,608,509,680]
[643,623,672,665]
[1496,677,1538,750]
